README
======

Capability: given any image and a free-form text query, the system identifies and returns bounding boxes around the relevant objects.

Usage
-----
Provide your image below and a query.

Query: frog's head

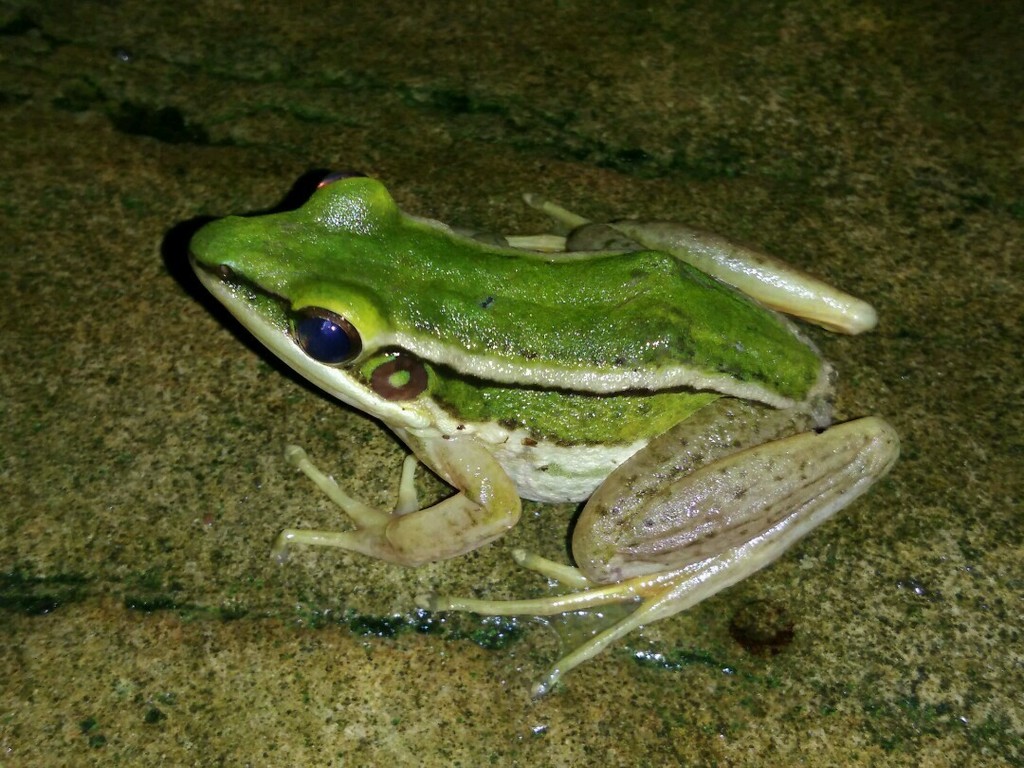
[190,175,437,429]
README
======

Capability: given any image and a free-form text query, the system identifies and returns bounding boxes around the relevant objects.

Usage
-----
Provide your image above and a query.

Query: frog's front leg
[419,416,899,695]
[273,435,521,567]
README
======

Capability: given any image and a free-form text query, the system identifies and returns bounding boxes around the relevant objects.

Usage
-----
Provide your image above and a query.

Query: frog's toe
[270,535,291,565]
[512,549,593,588]
[414,592,443,611]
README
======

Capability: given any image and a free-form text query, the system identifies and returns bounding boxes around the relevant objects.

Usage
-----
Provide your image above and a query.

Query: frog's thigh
[573,417,900,586]
[521,417,899,693]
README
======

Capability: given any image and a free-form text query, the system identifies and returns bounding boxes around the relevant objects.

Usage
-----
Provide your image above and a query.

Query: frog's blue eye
[293,308,362,365]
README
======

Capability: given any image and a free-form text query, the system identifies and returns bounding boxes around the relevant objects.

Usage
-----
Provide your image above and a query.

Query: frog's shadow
[163,167,330,307]
[162,168,350,400]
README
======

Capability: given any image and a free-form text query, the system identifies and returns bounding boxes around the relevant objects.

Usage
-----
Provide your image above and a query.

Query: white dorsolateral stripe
[387,330,810,410]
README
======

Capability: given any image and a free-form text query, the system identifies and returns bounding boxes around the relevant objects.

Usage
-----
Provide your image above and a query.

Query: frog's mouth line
[190,255,435,432]
[191,257,293,327]
[191,256,315,370]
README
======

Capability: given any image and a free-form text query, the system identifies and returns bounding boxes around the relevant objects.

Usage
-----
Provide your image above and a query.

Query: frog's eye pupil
[293,309,362,365]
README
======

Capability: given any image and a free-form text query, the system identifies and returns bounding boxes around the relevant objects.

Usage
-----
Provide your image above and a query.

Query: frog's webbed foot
[417,551,714,698]
[501,194,593,253]
[272,438,521,568]
[271,446,415,564]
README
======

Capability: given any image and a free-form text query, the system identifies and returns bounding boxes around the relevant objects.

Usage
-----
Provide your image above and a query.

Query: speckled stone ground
[1,2,1021,766]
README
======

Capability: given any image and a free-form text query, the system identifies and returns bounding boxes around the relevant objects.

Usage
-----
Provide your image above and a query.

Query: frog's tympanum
[191,174,898,696]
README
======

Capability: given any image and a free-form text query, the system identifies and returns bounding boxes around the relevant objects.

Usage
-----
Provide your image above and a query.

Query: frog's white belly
[401,414,645,504]
[495,433,645,503]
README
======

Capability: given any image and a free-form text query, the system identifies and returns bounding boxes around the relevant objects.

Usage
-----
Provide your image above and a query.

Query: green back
[191,178,822,403]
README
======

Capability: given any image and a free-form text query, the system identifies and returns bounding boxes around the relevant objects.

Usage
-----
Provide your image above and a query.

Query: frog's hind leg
[502,194,600,253]
[418,416,899,696]
[521,194,590,229]
[510,195,646,255]
[417,553,719,697]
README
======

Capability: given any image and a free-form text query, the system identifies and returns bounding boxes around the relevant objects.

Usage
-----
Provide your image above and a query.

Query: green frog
[190,174,898,696]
